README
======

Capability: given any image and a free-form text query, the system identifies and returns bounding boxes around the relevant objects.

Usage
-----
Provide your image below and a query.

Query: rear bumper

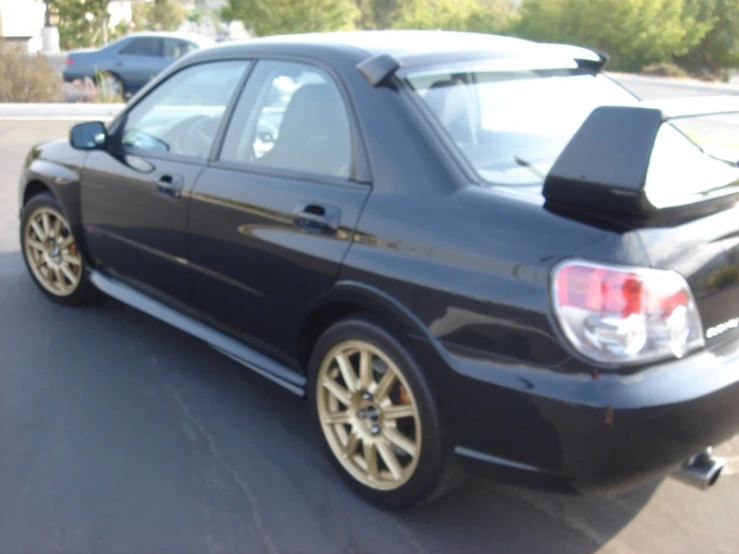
[62,71,90,83]
[408,335,739,494]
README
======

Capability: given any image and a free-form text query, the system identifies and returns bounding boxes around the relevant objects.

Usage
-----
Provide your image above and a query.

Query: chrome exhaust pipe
[673,449,725,490]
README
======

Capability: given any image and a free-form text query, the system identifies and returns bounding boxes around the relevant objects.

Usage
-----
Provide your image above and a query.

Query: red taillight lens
[66,57,73,66]
[552,260,704,365]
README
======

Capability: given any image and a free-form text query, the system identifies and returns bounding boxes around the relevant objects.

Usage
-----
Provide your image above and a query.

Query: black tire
[20,192,98,306]
[308,316,463,509]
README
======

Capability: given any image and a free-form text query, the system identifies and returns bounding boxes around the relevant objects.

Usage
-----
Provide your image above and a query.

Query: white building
[0,0,135,53]
[0,0,45,52]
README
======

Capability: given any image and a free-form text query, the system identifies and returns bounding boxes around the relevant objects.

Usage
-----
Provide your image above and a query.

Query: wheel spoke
[377,439,403,481]
[335,353,358,392]
[323,410,352,425]
[62,253,81,266]
[383,404,415,421]
[58,235,74,249]
[30,220,46,240]
[344,429,361,459]
[53,268,65,291]
[359,350,372,391]
[52,217,62,239]
[384,428,417,457]
[60,264,77,284]
[34,256,47,269]
[41,213,52,238]
[27,239,45,253]
[364,441,379,482]
[322,377,351,406]
[373,370,396,403]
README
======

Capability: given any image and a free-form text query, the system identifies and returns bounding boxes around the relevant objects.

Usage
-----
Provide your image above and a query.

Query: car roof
[247,30,536,57]
[199,30,603,72]
[123,31,216,46]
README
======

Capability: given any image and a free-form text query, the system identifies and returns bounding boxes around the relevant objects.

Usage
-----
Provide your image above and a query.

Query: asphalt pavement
[2,83,739,554]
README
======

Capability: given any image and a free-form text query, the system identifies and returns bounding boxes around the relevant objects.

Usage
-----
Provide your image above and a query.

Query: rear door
[188,60,371,366]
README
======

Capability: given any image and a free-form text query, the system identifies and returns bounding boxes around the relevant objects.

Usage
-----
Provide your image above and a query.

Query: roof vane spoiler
[357,54,402,86]
[540,43,610,70]
[543,97,739,219]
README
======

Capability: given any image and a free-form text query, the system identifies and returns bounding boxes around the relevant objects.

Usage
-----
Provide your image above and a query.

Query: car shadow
[0,249,659,554]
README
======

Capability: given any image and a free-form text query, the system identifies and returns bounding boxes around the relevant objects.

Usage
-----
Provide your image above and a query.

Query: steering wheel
[249,118,280,160]
[166,115,220,158]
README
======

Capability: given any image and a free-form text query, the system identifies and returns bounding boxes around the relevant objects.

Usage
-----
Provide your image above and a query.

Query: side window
[119,37,161,57]
[163,39,196,60]
[220,60,352,179]
[119,61,249,159]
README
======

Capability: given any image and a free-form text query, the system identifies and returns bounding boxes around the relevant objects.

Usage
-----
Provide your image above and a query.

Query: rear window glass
[405,65,739,208]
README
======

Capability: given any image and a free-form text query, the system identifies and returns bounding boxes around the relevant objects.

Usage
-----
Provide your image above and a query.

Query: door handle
[155,174,183,199]
[293,204,340,234]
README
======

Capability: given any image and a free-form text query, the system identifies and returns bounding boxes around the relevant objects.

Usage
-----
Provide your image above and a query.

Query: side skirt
[88,270,307,396]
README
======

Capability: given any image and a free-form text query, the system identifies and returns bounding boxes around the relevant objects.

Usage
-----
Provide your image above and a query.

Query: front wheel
[308,317,462,509]
[21,193,97,306]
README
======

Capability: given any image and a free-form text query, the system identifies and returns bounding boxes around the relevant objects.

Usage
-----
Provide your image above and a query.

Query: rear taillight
[66,57,73,66]
[552,260,704,365]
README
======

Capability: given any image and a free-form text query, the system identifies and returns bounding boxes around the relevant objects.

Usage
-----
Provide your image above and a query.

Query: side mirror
[70,121,108,150]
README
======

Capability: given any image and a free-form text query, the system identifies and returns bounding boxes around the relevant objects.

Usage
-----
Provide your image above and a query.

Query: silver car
[62,31,216,98]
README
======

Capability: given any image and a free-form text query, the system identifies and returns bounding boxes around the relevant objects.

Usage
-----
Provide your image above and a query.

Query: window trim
[107,59,253,164]
[210,55,372,185]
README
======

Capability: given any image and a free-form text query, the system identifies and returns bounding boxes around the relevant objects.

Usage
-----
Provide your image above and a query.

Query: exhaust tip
[673,450,726,490]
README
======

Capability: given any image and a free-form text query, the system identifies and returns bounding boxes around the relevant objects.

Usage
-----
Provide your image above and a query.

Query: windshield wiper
[513,156,547,180]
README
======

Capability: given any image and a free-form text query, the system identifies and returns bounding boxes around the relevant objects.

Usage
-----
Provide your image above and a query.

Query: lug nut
[362,392,372,400]
[370,424,381,435]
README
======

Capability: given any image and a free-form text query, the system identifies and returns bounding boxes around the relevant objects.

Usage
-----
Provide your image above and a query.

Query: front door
[188,60,371,366]
[81,60,250,307]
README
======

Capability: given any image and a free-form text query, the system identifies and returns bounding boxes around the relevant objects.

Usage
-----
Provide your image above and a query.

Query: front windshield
[406,65,739,206]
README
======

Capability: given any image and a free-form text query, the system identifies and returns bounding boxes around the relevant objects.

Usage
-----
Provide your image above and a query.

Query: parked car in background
[62,32,216,98]
[19,31,739,509]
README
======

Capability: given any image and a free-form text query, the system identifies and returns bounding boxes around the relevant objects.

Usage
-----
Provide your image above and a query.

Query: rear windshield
[405,65,739,208]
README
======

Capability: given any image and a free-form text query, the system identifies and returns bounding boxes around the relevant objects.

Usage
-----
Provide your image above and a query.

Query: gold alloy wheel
[24,207,82,297]
[316,340,422,490]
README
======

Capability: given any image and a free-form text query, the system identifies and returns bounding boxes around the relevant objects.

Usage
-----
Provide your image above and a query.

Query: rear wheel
[21,193,97,306]
[308,317,461,508]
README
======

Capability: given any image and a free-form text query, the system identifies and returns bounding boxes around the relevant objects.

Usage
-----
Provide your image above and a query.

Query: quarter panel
[343,185,649,372]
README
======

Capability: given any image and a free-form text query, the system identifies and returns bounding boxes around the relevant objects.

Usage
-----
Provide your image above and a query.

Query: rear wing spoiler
[542,96,739,219]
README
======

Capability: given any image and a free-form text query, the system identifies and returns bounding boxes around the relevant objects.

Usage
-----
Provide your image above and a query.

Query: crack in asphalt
[160,378,280,554]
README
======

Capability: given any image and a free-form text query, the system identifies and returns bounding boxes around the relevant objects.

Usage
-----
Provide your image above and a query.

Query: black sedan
[17,31,739,509]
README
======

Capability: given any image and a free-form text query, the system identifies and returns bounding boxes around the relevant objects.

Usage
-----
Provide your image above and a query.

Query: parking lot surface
[1,85,739,553]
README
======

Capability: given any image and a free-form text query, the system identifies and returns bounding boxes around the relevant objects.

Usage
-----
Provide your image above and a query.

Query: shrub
[0,41,62,102]
[641,63,690,78]
[515,0,713,72]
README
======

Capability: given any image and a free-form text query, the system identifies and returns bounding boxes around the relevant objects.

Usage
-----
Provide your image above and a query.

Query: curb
[608,73,739,94]
[0,103,124,120]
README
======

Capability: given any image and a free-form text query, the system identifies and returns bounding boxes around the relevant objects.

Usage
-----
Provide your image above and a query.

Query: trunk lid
[638,205,739,348]
[540,98,739,348]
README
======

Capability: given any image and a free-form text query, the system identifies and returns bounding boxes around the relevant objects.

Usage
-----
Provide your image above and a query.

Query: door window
[219,61,352,179]
[119,61,249,159]
[119,37,161,57]
[163,39,197,60]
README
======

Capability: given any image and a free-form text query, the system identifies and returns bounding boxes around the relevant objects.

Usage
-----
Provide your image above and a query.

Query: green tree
[391,0,518,33]
[678,0,739,78]
[221,0,360,36]
[133,0,185,32]
[49,0,111,50]
[515,0,713,72]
